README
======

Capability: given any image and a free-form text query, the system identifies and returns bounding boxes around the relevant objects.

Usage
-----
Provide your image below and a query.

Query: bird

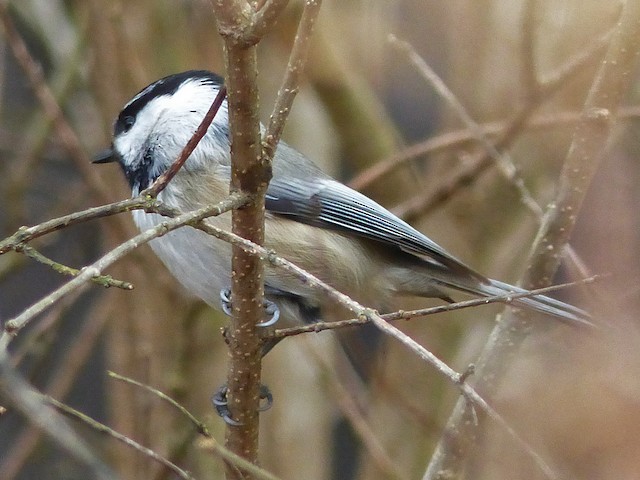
[94,69,591,339]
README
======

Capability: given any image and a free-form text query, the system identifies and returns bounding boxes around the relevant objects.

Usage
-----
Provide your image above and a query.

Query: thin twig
[108,371,282,480]
[46,396,194,480]
[0,3,119,209]
[15,244,133,289]
[388,34,544,220]
[0,359,116,480]
[0,194,247,352]
[349,27,614,219]
[271,275,602,338]
[423,3,640,478]
[262,0,323,161]
[348,104,640,192]
[0,296,112,479]
[306,345,409,480]
[144,86,228,197]
[0,197,152,255]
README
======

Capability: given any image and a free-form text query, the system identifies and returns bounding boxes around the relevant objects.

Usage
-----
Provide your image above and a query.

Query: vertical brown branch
[211,1,281,477]
[224,45,267,475]
[423,3,640,479]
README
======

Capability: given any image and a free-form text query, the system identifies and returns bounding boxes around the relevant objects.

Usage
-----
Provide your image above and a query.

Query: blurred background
[0,1,639,479]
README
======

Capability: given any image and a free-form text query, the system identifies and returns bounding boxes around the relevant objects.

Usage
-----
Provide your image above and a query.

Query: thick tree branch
[211,1,271,474]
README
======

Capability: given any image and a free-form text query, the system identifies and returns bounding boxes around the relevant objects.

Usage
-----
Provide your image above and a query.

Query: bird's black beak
[92,147,116,164]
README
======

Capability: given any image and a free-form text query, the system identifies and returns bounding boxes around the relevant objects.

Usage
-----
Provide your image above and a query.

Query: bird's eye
[122,115,135,132]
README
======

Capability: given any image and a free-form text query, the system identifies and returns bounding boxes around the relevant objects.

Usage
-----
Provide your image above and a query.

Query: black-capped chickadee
[94,70,590,332]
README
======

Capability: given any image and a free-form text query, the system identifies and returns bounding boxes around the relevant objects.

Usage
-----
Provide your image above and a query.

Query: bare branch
[0,197,151,255]
[46,396,195,480]
[388,34,544,220]
[15,244,133,289]
[0,359,116,480]
[144,86,228,197]
[108,371,282,480]
[349,26,614,220]
[424,2,640,478]
[0,194,246,352]
[0,3,119,208]
[247,0,290,41]
[348,104,640,192]
[262,0,323,160]
[270,275,602,338]
[210,2,269,470]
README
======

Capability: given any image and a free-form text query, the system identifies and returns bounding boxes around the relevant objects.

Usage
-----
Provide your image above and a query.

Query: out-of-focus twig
[348,26,614,220]
[262,0,322,161]
[423,3,640,478]
[46,396,194,480]
[0,298,112,479]
[305,345,409,480]
[0,3,120,210]
[388,34,544,220]
[348,105,640,192]
[108,371,282,480]
[0,358,116,480]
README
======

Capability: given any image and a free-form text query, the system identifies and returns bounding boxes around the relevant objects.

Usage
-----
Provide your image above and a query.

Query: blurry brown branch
[349,105,640,192]
[108,371,282,480]
[46,396,195,480]
[395,24,615,223]
[0,3,121,212]
[348,26,614,222]
[262,0,322,160]
[424,2,640,478]
[306,345,409,480]
[388,34,544,220]
[1,296,112,479]
[0,358,116,480]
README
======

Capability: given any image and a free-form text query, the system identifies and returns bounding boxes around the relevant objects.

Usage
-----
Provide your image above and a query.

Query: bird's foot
[219,288,280,327]
[212,384,273,425]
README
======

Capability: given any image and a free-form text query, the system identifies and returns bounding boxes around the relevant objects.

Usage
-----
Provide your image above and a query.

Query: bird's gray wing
[265,176,487,283]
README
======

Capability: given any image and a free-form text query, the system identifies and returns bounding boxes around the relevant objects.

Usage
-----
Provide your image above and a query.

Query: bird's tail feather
[471,279,593,327]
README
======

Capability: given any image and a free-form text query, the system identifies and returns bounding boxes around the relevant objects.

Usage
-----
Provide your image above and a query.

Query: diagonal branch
[262,0,323,161]
[0,194,246,353]
[423,2,640,478]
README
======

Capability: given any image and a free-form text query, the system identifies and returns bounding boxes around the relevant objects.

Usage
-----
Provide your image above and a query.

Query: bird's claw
[258,384,273,412]
[219,288,280,327]
[256,299,280,327]
[212,384,274,424]
[220,288,233,316]
[212,385,242,426]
